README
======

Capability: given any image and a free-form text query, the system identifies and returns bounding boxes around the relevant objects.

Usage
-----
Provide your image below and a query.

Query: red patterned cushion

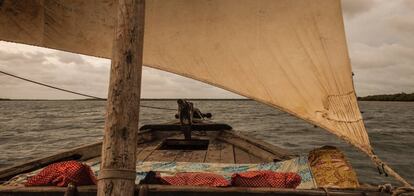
[231,171,301,188]
[25,161,96,187]
[161,172,229,187]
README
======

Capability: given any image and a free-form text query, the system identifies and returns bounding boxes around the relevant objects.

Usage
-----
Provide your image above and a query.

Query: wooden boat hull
[0,121,390,195]
[0,185,389,196]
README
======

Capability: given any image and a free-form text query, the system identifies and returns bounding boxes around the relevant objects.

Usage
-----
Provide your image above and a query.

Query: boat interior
[0,117,390,195]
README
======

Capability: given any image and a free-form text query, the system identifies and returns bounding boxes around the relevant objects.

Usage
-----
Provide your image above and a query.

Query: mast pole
[97,0,145,195]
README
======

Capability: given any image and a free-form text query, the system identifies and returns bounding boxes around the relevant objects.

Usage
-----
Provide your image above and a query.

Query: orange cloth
[231,171,301,188]
[25,161,96,187]
[161,172,229,187]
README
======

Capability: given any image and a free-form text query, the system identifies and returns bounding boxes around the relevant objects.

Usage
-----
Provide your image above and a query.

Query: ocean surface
[0,100,413,185]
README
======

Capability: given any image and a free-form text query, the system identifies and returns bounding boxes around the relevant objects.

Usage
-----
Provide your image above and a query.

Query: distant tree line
[358,92,414,101]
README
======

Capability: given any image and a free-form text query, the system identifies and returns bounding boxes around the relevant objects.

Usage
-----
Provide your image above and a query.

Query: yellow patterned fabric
[308,146,359,188]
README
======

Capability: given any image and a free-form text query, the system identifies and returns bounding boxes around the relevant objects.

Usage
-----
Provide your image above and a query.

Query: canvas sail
[0,0,371,153]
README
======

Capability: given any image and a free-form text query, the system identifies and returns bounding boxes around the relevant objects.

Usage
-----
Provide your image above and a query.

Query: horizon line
[0,98,250,101]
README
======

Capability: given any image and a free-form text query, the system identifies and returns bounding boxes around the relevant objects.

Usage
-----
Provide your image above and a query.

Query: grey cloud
[354,65,414,96]
[0,50,48,66]
[53,51,86,64]
[0,43,237,99]
[341,0,377,18]
[25,52,49,65]
[0,50,57,83]
[352,60,414,96]
[0,74,22,86]
[0,46,110,99]
[402,0,414,10]
[0,51,24,62]
[388,15,414,39]
[342,0,414,96]
[350,43,414,70]
[141,67,238,99]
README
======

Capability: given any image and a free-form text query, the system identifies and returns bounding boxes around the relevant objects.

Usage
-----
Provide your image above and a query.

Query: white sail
[0,0,371,153]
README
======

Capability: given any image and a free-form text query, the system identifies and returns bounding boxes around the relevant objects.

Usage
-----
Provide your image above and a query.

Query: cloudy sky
[0,0,413,99]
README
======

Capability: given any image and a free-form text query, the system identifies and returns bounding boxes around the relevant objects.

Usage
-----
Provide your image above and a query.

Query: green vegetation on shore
[358,92,414,102]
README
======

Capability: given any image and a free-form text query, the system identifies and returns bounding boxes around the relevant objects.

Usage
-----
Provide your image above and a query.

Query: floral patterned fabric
[3,156,317,189]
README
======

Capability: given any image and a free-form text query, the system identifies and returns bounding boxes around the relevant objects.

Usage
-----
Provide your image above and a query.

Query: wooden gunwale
[0,142,101,183]
[217,130,296,161]
[221,130,295,159]
[0,185,387,196]
[0,130,153,183]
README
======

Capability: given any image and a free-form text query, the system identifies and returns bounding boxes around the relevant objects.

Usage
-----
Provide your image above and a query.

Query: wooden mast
[97,0,145,195]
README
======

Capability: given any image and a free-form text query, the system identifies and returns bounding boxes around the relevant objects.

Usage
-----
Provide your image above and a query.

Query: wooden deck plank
[174,150,194,162]
[189,150,207,162]
[137,141,161,161]
[136,143,147,156]
[234,147,264,164]
[234,147,252,164]
[204,140,221,163]
[249,154,263,163]
[145,150,180,162]
[219,143,235,163]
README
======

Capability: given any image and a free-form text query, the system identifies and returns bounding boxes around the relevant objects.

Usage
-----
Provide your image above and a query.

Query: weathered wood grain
[221,130,295,160]
[234,147,263,164]
[174,151,194,162]
[190,150,207,162]
[220,143,235,163]
[137,141,161,161]
[218,130,296,162]
[146,150,180,162]
[97,0,145,195]
[205,140,222,163]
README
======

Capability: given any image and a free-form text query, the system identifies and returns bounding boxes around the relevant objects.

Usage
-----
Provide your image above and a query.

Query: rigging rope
[0,70,104,100]
[0,70,176,111]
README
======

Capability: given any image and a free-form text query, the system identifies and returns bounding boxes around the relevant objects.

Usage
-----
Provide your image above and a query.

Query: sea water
[0,100,413,185]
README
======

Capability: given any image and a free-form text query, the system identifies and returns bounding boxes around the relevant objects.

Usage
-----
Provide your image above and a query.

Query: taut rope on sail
[0,0,410,187]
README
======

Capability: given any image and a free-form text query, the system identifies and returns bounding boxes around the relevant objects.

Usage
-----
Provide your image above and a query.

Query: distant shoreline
[357,92,414,102]
[1,92,413,102]
[0,98,249,101]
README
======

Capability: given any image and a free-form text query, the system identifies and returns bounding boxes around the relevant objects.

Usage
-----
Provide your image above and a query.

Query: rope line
[139,105,176,111]
[0,70,176,111]
[0,70,104,100]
